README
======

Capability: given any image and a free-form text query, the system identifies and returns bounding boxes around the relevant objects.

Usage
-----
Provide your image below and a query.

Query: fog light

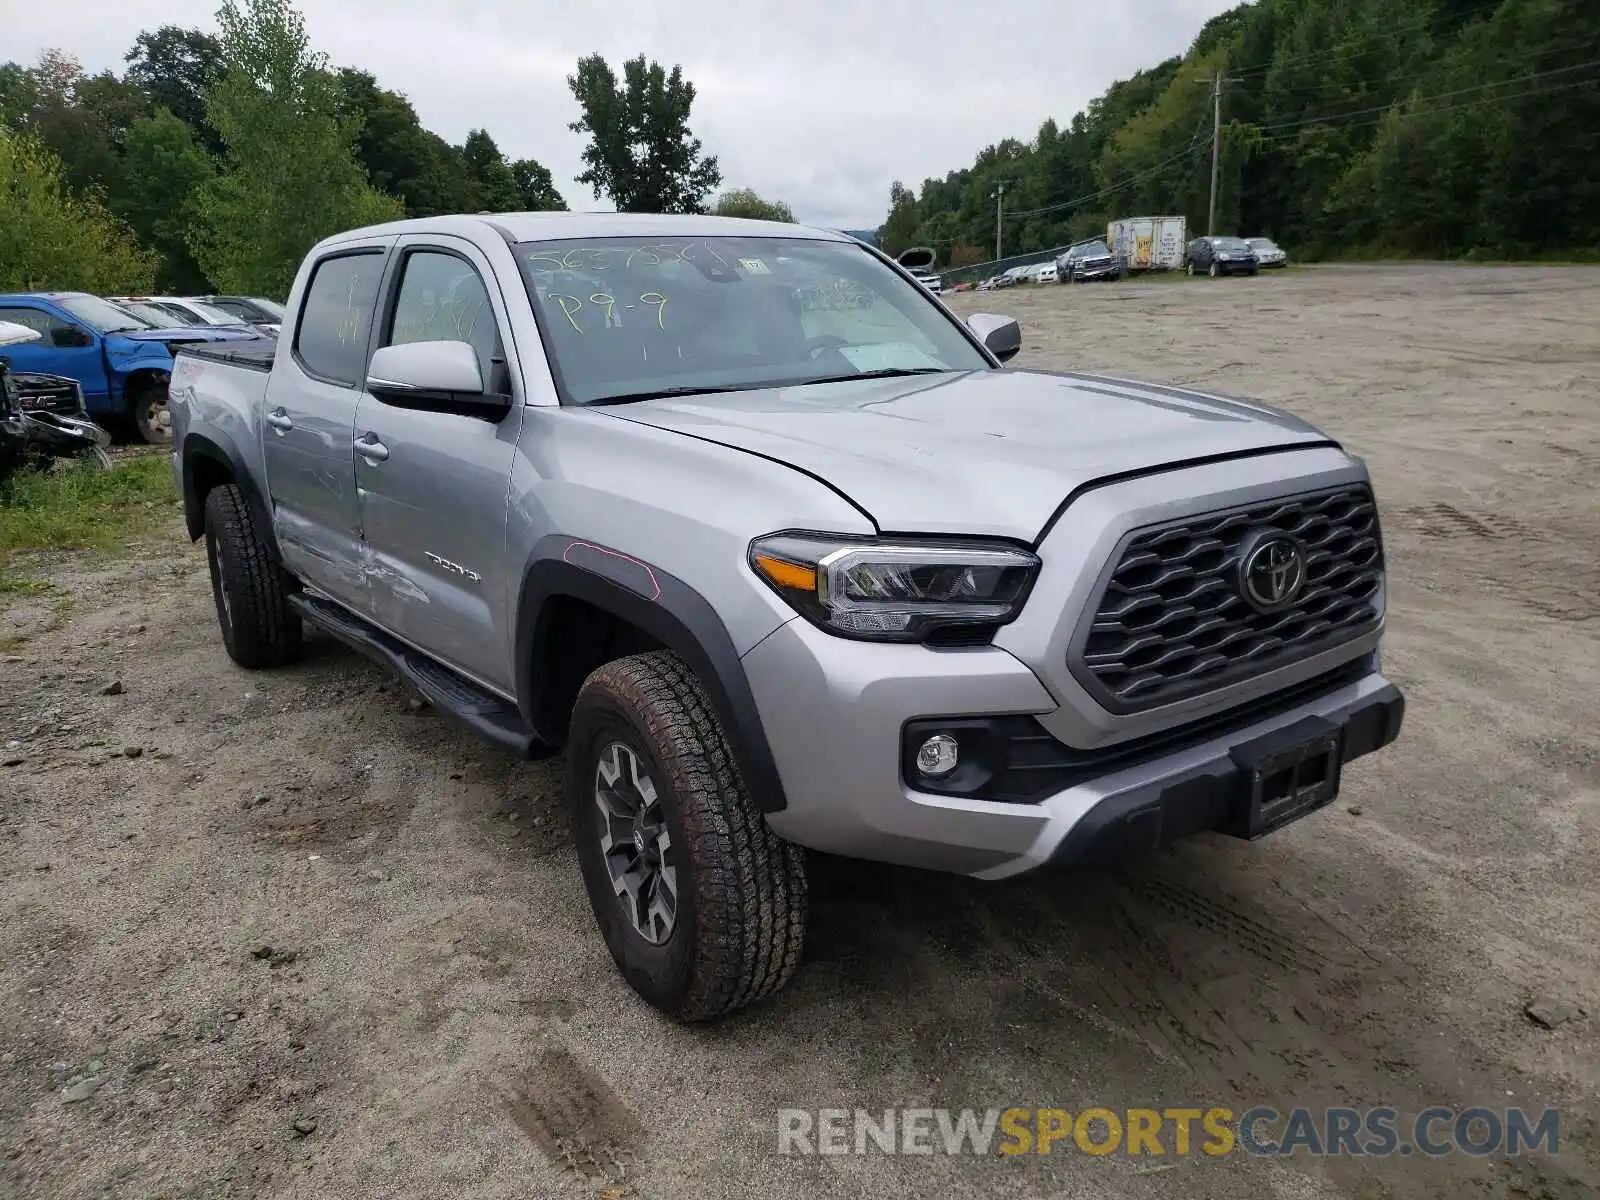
[915,733,960,779]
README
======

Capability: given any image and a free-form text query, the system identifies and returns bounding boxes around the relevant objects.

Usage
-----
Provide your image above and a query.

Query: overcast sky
[11,0,1235,229]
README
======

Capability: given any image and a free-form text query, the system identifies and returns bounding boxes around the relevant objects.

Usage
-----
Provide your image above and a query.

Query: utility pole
[994,182,1006,262]
[1208,72,1241,236]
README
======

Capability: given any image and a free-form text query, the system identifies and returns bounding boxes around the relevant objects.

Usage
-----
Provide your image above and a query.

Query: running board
[288,591,550,759]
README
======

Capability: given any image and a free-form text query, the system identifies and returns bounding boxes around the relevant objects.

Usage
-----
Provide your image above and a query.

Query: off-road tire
[203,484,301,668]
[566,651,808,1022]
[132,383,172,445]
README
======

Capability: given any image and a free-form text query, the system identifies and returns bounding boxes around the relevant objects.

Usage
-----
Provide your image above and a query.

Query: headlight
[749,533,1039,643]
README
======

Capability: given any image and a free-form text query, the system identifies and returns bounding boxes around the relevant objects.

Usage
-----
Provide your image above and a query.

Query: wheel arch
[181,432,277,559]
[514,544,789,813]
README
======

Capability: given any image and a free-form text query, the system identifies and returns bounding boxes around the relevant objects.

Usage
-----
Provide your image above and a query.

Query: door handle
[355,433,389,462]
[264,408,293,432]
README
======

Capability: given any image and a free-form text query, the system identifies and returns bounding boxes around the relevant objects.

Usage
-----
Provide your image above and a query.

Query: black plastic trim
[1045,682,1404,867]
[903,658,1372,804]
[289,592,546,758]
[179,431,278,560]
[513,547,789,812]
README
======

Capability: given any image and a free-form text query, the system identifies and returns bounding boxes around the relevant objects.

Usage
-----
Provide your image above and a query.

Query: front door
[0,304,108,406]
[351,237,526,693]
[260,242,392,608]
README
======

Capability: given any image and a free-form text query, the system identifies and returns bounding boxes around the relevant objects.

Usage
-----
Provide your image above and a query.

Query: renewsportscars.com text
[776,1106,1560,1158]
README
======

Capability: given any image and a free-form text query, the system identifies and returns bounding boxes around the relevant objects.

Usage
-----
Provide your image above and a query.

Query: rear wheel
[204,484,301,668]
[1186,261,1196,277]
[132,383,172,445]
[566,651,808,1021]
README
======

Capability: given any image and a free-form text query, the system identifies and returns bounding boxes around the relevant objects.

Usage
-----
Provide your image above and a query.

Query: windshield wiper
[586,384,765,406]
[792,367,949,387]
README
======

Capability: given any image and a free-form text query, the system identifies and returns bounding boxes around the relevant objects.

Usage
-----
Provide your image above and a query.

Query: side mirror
[365,340,511,418]
[966,313,1022,363]
[50,326,92,349]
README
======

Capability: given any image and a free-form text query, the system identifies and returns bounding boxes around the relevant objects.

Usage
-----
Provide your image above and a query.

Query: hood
[605,369,1331,541]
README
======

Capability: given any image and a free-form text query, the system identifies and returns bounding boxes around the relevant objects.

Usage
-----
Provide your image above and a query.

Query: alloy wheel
[594,740,678,944]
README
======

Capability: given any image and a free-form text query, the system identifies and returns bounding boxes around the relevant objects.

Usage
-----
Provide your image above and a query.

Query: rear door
[351,235,526,692]
[261,241,393,607]
[0,302,109,406]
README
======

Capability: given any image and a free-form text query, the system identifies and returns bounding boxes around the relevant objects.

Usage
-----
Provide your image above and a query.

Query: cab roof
[318,211,854,250]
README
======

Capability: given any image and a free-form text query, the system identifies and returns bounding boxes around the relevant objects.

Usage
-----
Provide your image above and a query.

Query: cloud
[8,0,1234,229]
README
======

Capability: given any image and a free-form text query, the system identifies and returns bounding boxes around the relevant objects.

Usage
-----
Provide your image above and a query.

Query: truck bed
[175,338,277,373]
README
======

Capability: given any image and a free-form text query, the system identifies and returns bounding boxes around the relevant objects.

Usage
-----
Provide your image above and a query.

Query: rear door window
[293,251,387,386]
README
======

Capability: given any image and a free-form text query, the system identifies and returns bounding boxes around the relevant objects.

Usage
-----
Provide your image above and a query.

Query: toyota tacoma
[169,213,1404,1020]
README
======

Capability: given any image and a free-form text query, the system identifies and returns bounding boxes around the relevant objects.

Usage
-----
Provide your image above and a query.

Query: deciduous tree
[189,0,403,296]
[711,188,794,222]
[567,53,721,213]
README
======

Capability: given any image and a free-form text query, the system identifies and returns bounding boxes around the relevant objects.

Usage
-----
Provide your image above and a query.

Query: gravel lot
[2,264,1597,1199]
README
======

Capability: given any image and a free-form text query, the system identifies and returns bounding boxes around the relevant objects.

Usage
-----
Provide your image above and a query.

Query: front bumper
[745,614,1402,878]
[1076,261,1120,280]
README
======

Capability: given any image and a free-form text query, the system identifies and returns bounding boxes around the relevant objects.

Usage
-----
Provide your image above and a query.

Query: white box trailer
[1108,216,1188,272]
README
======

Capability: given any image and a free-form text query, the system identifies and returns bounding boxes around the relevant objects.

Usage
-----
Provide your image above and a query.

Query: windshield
[250,298,287,320]
[515,236,990,404]
[181,300,244,324]
[1246,238,1277,249]
[1213,237,1251,251]
[58,294,151,334]
[117,301,189,327]
[1076,241,1112,257]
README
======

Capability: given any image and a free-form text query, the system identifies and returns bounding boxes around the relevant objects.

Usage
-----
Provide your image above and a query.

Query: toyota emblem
[1239,533,1307,612]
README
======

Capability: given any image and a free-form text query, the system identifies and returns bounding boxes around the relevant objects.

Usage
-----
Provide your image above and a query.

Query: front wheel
[1209,262,1220,278]
[567,651,808,1022]
[132,384,172,445]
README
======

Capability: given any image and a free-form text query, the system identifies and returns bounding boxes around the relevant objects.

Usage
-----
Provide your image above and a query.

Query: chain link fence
[937,246,1074,288]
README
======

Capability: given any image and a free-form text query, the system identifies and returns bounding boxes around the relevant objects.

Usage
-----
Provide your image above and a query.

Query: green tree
[335,68,477,216]
[510,157,566,210]
[189,0,404,296]
[117,108,216,291]
[460,128,520,211]
[711,188,794,222]
[567,53,721,212]
[0,126,155,293]
[124,26,225,151]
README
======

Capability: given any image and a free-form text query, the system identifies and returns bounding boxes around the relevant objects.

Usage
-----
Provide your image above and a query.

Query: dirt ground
[2,264,1598,1199]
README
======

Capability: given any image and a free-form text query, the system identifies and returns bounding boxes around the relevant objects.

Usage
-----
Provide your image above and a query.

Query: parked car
[1246,238,1289,268]
[1033,262,1060,284]
[1,322,112,478]
[910,270,944,295]
[1056,239,1121,283]
[1185,236,1260,277]
[0,292,260,442]
[171,212,1403,1020]
[194,295,287,332]
[112,295,272,336]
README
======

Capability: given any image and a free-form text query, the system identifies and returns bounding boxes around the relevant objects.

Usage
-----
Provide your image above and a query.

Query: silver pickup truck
[170,213,1403,1020]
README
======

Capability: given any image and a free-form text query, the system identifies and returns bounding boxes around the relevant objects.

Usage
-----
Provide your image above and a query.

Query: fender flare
[513,540,789,813]
[179,431,278,559]
[113,357,176,409]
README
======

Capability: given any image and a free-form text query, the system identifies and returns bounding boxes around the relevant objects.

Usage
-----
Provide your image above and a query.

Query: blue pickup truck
[0,292,257,443]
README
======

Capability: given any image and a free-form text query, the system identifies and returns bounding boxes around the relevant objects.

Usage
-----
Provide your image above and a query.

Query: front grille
[1072,487,1383,712]
[9,373,83,418]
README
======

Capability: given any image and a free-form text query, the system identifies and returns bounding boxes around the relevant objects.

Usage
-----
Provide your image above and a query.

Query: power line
[1226,0,1515,81]
[1252,73,1600,143]
[1254,57,1600,132]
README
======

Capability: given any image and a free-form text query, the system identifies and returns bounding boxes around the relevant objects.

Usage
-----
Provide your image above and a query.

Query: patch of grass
[0,455,178,582]
[0,576,53,595]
